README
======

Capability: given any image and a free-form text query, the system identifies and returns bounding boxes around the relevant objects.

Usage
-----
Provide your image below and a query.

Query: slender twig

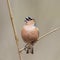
[19,26,60,53]
[7,0,21,60]
[38,27,60,40]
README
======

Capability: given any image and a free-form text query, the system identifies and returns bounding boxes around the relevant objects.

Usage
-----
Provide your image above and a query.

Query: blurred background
[0,0,60,60]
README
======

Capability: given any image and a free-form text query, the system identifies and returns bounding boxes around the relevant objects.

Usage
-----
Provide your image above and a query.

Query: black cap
[28,16,32,20]
[25,16,32,21]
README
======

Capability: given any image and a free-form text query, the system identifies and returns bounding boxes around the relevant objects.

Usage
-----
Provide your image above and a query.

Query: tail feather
[25,44,34,54]
[30,47,34,54]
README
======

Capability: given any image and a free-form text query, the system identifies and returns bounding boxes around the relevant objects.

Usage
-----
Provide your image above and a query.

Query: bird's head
[24,16,35,25]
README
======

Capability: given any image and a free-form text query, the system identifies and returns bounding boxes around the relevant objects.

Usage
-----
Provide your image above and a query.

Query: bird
[21,16,39,54]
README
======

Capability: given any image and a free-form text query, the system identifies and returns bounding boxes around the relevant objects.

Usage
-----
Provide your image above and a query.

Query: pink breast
[21,26,39,44]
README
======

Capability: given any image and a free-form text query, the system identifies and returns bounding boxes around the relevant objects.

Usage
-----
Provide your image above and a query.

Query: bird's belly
[21,26,39,44]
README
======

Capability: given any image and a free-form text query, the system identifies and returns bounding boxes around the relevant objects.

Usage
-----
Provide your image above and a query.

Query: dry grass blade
[7,0,21,60]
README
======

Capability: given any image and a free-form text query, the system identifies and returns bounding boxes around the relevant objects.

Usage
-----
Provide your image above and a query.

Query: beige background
[0,0,60,60]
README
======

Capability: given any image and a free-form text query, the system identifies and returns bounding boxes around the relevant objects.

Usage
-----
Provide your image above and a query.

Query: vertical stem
[7,0,21,60]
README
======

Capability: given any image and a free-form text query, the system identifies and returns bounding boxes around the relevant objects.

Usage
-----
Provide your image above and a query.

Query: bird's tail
[25,43,34,54]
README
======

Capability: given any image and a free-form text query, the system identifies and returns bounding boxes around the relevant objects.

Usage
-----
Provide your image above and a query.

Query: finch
[21,17,39,54]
